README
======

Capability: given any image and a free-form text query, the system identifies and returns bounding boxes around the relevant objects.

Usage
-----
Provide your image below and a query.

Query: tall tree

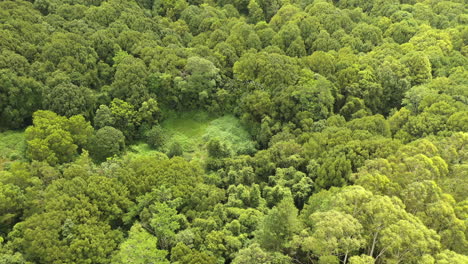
[256,195,301,252]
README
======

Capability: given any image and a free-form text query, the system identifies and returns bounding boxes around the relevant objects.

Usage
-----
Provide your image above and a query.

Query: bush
[207,138,231,158]
[146,125,166,149]
[167,142,183,158]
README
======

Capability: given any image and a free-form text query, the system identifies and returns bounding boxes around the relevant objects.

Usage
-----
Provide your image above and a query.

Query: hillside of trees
[0,0,467,263]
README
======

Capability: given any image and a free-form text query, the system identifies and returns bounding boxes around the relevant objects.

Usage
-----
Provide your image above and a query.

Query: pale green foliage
[379,218,441,263]
[302,210,365,261]
[232,243,292,264]
[435,250,468,264]
[348,255,375,264]
[113,222,169,264]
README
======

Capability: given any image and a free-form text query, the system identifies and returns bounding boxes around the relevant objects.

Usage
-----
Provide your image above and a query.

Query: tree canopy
[0,0,466,263]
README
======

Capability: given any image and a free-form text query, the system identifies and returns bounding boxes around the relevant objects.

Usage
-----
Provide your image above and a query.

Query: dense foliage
[0,0,467,263]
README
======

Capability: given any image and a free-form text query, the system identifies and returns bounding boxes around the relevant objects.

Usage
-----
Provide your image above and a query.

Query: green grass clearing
[133,111,256,161]
[161,111,212,155]
[126,142,168,160]
[0,130,26,166]
[202,115,256,155]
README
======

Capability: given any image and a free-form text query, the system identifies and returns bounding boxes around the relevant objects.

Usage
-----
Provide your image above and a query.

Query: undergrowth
[0,130,26,164]
[131,111,256,161]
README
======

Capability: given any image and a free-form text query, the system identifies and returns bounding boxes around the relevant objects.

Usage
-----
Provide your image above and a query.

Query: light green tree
[256,195,301,252]
[379,218,441,263]
[302,210,365,263]
[25,110,93,165]
[113,222,169,264]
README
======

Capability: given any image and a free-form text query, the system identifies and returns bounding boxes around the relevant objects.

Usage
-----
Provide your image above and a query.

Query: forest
[0,0,467,263]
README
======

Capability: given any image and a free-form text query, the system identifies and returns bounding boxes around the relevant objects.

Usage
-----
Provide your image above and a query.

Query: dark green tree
[42,82,94,118]
[168,142,183,158]
[89,126,125,162]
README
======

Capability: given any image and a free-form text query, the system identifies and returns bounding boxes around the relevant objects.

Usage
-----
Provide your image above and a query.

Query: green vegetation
[0,0,467,264]
[203,115,256,155]
[0,131,25,162]
[158,112,255,160]
[161,112,212,157]
[128,142,161,157]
